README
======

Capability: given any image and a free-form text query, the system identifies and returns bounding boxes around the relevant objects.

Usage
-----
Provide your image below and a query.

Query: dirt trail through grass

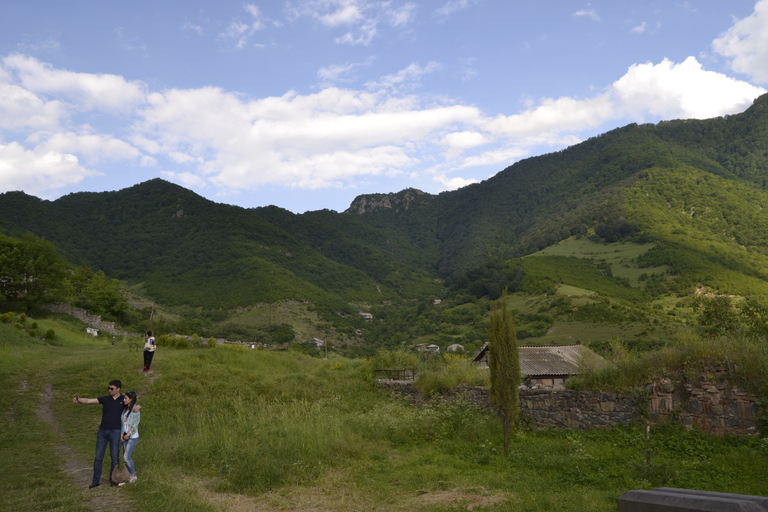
[37,382,134,512]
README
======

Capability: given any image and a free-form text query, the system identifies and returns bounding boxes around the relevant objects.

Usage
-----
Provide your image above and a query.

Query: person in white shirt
[143,331,156,372]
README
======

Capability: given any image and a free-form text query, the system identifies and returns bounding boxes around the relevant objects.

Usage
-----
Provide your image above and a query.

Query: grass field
[2,313,767,512]
[533,238,668,287]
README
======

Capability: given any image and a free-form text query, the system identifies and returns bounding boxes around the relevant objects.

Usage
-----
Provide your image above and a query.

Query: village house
[473,343,605,389]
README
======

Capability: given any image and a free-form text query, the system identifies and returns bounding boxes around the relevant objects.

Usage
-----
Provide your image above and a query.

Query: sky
[0,1,767,214]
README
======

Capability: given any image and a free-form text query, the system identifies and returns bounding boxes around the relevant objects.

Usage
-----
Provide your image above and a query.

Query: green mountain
[0,181,440,310]
[2,93,768,348]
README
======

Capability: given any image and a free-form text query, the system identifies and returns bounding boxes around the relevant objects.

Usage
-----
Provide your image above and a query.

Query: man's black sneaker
[89,483,99,489]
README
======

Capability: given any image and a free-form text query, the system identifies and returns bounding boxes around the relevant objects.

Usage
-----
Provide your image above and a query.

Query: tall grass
[413,353,490,396]
[569,330,768,393]
[3,317,768,512]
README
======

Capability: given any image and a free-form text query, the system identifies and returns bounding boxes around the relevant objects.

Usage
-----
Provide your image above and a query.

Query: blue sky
[1,1,767,213]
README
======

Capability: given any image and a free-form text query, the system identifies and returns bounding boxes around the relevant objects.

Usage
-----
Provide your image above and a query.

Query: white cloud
[457,146,530,170]
[630,21,647,34]
[181,20,205,35]
[134,85,481,190]
[0,79,65,130]
[712,0,768,84]
[433,173,479,191]
[435,0,477,19]
[36,132,141,164]
[0,141,98,195]
[160,170,206,188]
[335,19,377,45]
[0,50,764,204]
[3,54,146,114]
[220,4,267,49]
[291,0,415,45]
[385,3,417,27]
[442,130,486,158]
[366,62,441,91]
[612,57,764,119]
[318,63,358,83]
[573,9,601,21]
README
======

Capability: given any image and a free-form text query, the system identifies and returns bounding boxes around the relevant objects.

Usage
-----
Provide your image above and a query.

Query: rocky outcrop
[345,188,428,214]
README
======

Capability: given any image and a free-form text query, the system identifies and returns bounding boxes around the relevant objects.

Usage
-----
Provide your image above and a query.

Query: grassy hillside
[2,314,767,512]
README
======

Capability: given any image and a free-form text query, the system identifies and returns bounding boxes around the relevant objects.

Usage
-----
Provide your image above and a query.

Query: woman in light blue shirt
[120,391,141,484]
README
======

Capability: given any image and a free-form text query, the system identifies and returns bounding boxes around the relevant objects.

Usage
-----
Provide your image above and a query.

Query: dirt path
[37,383,134,512]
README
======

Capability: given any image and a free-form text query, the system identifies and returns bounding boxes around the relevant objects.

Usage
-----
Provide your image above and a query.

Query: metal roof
[519,345,602,376]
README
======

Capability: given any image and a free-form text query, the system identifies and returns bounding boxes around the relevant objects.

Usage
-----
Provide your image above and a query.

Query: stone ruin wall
[377,380,763,436]
[43,302,138,337]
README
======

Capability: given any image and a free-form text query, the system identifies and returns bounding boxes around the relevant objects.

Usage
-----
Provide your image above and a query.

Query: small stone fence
[376,380,763,435]
[43,302,138,337]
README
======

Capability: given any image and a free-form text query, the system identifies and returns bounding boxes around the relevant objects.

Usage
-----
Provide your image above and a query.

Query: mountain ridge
[2,94,768,320]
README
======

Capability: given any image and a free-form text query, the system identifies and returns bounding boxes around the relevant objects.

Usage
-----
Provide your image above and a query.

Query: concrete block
[617,488,768,512]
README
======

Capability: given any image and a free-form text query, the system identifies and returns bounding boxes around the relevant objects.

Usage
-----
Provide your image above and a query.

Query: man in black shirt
[73,379,125,488]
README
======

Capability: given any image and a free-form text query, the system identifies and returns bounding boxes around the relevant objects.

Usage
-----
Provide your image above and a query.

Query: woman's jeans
[122,437,138,475]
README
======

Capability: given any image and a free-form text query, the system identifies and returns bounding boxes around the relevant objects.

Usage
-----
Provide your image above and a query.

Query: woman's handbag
[111,443,131,484]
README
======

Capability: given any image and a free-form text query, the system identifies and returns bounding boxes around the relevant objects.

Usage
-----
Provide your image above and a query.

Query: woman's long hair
[123,391,138,416]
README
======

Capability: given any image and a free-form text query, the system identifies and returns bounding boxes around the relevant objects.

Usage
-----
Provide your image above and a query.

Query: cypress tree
[488,289,520,456]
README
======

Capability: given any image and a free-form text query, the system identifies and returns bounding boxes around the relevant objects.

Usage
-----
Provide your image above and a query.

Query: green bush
[28,329,37,338]
[206,336,216,348]
[18,313,26,323]
[44,328,55,339]
[173,337,190,349]
[568,330,768,393]
[0,312,13,323]
[13,322,23,330]
[414,354,490,396]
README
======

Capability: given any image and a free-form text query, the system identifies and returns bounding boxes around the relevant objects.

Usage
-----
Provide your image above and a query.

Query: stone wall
[648,379,761,435]
[376,380,763,435]
[43,302,139,337]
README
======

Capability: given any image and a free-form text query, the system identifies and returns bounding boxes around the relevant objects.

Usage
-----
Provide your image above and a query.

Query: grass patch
[2,315,768,511]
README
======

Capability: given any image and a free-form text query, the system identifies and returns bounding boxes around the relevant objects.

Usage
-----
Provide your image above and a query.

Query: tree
[71,266,128,320]
[0,233,69,312]
[488,288,520,456]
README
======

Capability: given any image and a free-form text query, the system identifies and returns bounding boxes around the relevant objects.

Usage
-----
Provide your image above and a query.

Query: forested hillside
[1,93,768,352]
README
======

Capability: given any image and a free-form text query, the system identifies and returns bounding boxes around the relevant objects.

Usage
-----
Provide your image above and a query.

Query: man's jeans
[122,437,138,475]
[93,428,121,484]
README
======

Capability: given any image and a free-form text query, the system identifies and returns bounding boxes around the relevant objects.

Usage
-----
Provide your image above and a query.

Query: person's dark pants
[93,428,121,485]
[144,350,154,369]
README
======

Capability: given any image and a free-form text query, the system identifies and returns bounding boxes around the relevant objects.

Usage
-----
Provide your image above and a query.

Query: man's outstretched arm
[73,396,99,404]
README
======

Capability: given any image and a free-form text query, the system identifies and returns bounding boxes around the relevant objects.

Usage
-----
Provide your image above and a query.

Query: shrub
[414,355,489,396]
[191,334,201,347]
[13,322,23,330]
[362,348,422,379]
[28,329,37,338]
[30,321,38,329]
[206,337,216,348]
[19,313,26,323]
[44,328,56,339]
[0,312,14,323]
[568,330,768,393]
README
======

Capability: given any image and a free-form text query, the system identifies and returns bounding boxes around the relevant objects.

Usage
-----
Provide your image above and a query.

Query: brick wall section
[376,380,763,435]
